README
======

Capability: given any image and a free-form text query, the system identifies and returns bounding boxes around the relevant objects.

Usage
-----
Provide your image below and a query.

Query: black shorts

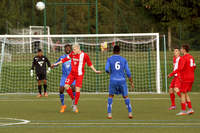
[36,73,47,81]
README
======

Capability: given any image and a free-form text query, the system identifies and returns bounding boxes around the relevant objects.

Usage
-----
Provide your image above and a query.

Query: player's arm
[125,60,134,89]
[86,53,101,74]
[168,58,185,78]
[30,58,35,77]
[105,58,110,74]
[45,57,51,73]
[51,55,70,68]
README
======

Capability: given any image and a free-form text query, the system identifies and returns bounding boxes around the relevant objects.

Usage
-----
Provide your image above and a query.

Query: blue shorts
[109,81,128,97]
[60,75,75,87]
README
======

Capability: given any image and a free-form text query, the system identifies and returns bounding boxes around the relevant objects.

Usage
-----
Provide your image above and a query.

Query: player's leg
[176,92,187,116]
[169,87,176,110]
[107,82,115,119]
[107,94,114,119]
[72,76,83,113]
[59,75,67,112]
[43,79,48,97]
[185,83,194,114]
[174,77,181,97]
[65,74,75,100]
[169,78,176,110]
[37,80,42,97]
[121,83,133,119]
[70,81,76,107]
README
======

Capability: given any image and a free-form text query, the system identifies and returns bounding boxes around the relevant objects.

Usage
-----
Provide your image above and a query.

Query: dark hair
[173,46,179,50]
[64,44,71,48]
[38,49,42,52]
[182,44,190,52]
[113,45,120,53]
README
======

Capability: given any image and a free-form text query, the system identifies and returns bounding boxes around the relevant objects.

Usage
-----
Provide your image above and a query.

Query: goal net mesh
[0,34,162,93]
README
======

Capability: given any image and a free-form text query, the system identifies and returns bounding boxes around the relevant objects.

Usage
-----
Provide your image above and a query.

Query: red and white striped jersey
[61,51,92,76]
[169,56,181,77]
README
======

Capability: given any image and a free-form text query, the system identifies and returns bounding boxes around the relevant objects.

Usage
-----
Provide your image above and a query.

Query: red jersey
[179,53,196,83]
[169,56,181,77]
[61,51,92,76]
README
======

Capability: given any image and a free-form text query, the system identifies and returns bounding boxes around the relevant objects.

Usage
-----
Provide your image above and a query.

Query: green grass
[0,94,200,133]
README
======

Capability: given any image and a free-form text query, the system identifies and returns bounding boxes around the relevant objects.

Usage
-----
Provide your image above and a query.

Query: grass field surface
[0,94,200,133]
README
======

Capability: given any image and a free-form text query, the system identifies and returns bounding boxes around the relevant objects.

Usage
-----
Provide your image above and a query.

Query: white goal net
[0,33,162,94]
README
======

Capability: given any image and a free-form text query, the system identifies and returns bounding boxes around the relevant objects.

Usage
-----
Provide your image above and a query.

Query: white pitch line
[0,98,169,102]
[0,118,30,127]
[29,122,200,125]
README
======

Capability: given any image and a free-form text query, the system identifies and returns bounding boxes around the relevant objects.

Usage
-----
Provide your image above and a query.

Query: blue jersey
[105,55,131,82]
[56,54,72,76]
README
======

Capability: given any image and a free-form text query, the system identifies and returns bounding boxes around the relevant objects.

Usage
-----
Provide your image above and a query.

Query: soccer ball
[36,1,45,11]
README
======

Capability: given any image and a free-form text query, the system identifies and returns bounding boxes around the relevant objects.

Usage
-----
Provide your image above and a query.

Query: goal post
[0,33,162,94]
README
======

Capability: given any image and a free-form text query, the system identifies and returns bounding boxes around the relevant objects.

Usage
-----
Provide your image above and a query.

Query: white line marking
[0,98,169,102]
[29,122,200,125]
[0,118,30,127]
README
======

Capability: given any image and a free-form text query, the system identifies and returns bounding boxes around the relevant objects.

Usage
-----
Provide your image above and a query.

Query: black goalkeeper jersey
[31,56,51,74]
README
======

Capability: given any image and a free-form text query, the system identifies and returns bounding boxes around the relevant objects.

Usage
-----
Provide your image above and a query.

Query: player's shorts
[36,73,46,81]
[180,82,193,93]
[65,72,84,88]
[109,80,128,97]
[60,74,75,87]
[169,76,181,89]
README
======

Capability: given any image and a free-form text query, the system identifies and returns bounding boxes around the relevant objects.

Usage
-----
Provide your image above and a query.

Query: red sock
[75,92,80,105]
[181,103,186,111]
[66,87,74,100]
[176,91,181,97]
[187,101,192,109]
[170,93,175,106]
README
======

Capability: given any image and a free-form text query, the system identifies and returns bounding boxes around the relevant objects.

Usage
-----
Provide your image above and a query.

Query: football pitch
[0,94,200,133]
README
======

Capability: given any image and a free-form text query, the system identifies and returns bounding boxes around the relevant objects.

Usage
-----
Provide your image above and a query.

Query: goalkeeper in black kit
[31,49,51,97]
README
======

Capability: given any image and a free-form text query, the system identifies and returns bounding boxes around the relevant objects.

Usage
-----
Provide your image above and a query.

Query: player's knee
[174,88,179,93]
[76,87,81,92]
[65,84,70,90]
[43,80,47,84]
[59,87,64,94]
[123,96,128,99]
[169,88,173,93]
[109,95,114,98]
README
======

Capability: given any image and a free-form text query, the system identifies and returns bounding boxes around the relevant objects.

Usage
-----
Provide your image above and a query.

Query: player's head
[72,43,81,54]
[173,46,180,57]
[37,49,43,57]
[181,44,190,54]
[64,44,71,54]
[113,45,120,54]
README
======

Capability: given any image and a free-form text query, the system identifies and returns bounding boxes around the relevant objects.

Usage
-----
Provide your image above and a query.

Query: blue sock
[107,97,113,113]
[73,92,76,97]
[60,94,65,106]
[124,98,132,113]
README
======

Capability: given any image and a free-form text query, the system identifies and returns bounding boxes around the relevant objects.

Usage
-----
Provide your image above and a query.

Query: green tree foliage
[0,0,199,49]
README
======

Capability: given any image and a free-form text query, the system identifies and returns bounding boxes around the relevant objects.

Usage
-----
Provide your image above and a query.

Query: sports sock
[38,85,42,94]
[107,97,113,113]
[59,93,65,106]
[181,103,186,111]
[187,101,192,109]
[124,98,132,113]
[66,87,74,100]
[75,92,80,105]
[170,93,175,106]
[73,91,76,97]
[44,84,47,93]
[176,91,181,97]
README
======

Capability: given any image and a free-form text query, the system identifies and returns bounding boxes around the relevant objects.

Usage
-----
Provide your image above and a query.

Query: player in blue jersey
[52,44,76,113]
[105,45,134,119]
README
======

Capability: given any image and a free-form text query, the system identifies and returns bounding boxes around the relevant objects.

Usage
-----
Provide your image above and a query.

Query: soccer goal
[0,33,162,94]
